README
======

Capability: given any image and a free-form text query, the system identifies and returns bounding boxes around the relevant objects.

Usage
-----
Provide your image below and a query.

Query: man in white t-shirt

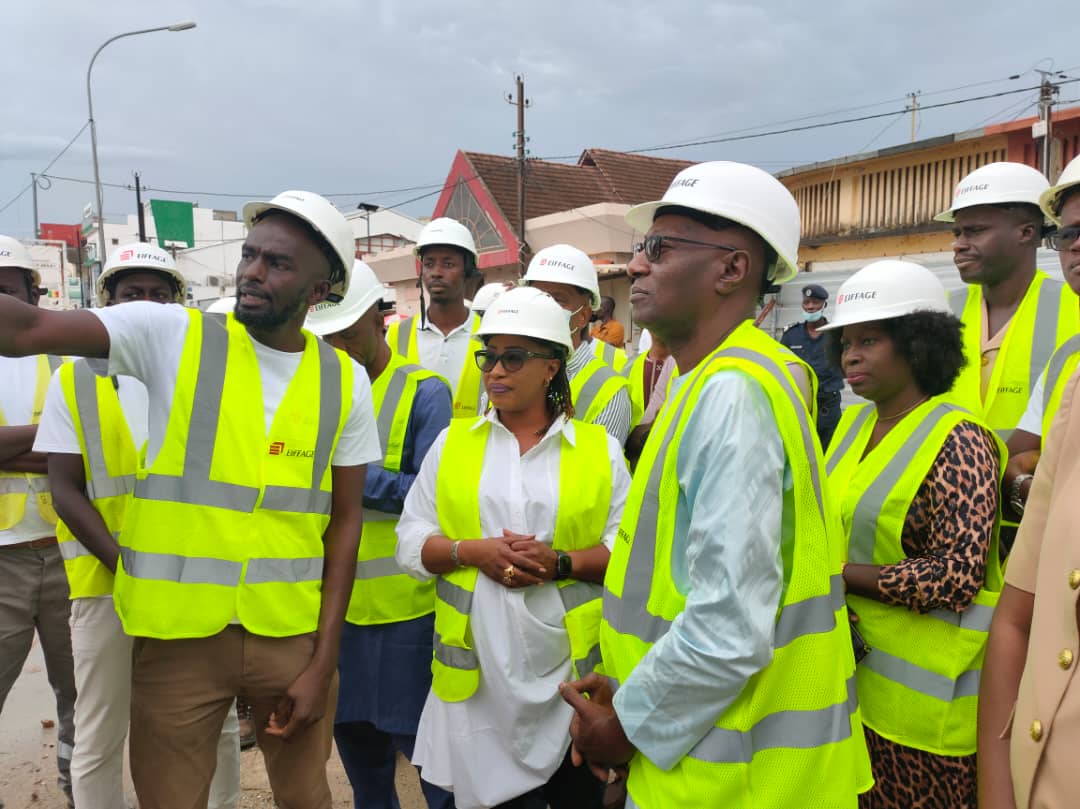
[0,235,76,809]
[0,192,381,809]
[35,243,241,809]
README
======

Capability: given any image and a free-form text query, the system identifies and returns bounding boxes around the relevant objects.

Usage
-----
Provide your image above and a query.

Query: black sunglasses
[474,348,557,373]
[1048,226,1080,251]
[632,234,740,263]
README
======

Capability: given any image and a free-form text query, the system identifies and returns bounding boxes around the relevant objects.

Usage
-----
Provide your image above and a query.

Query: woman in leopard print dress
[821,261,1003,809]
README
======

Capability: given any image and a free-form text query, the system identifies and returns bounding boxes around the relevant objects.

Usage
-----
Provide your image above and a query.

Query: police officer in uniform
[781,283,844,449]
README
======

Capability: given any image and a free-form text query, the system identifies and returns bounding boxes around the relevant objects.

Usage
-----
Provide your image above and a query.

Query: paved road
[0,639,427,808]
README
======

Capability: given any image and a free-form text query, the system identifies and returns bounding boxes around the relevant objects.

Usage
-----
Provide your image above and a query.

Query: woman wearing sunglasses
[820,260,1004,809]
[395,286,630,809]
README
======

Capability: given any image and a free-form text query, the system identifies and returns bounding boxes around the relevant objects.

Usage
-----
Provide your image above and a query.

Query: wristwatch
[1010,473,1035,517]
[555,551,572,581]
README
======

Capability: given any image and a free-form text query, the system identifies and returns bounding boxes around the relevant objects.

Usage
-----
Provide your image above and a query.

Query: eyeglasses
[474,348,557,373]
[632,234,740,263]
[1048,225,1080,251]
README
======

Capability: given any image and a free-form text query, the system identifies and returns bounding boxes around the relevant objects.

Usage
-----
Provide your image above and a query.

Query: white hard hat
[471,282,508,315]
[625,161,801,285]
[817,260,951,332]
[521,244,601,309]
[97,242,186,306]
[242,191,354,302]
[0,235,41,286]
[474,286,573,353]
[934,162,1050,223]
[414,217,478,261]
[305,259,384,336]
[205,296,235,314]
[1040,155,1080,225]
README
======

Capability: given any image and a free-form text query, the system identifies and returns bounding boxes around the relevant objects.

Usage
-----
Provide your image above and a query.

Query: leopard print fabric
[858,422,998,809]
[877,422,999,613]
[859,727,976,809]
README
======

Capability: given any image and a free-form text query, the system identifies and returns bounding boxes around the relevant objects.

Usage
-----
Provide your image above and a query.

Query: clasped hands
[468,529,558,588]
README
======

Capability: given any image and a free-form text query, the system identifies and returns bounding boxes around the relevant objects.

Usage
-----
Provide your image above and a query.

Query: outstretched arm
[0,296,109,358]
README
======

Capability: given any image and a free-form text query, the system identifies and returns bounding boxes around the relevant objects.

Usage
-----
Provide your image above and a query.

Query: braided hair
[545,347,575,422]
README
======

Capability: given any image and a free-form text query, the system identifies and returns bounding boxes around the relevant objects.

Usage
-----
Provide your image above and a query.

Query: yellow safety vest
[0,354,63,530]
[950,271,1079,438]
[601,321,871,808]
[387,313,483,419]
[347,353,449,625]
[826,398,1005,756]
[1039,333,1080,445]
[430,417,613,702]
[590,338,628,372]
[570,355,640,427]
[56,360,138,599]
[112,311,353,639]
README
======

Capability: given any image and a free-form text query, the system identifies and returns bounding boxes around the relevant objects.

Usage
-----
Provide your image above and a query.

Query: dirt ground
[0,640,427,808]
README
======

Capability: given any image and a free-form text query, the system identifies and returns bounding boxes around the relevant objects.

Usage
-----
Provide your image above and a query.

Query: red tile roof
[461,148,694,234]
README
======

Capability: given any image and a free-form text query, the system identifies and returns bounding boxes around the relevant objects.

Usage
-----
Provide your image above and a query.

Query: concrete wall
[85,206,247,307]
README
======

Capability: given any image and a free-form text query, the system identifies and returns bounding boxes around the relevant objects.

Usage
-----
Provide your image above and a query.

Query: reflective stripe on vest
[55,360,137,598]
[570,359,629,425]
[601,321,871,807]
[592,339,628,371]
[72,361,136,502]
[951,273,1078,434]
[346,357,448,626]
[0,354,64,530]
[604,348,836,647]
[112,311,350,639]
[825,406,873,476]
[431,418,613,701]
[134,315,339,514]
[828,397,1004,756]
[1040,334,1080,443]
[686,673,859,765]
[59,531,120,562]
[388,314,481,419]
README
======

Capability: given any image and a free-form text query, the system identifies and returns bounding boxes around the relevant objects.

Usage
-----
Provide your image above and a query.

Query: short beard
[234,293,307,330]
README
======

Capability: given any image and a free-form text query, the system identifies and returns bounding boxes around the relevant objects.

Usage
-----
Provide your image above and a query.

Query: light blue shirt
[612,370,787,770]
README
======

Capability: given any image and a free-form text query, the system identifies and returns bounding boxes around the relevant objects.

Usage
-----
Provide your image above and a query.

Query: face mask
[803,309,825,323]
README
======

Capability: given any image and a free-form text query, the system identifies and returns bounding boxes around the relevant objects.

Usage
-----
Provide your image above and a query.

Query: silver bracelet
[450,540,463,568]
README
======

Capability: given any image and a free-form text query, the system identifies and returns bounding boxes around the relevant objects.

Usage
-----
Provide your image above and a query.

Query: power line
[536,75,1079,161]
[35,171,466,212]
[541,73,1035,160]
[599,80,1080,157]
[0,122,90,215]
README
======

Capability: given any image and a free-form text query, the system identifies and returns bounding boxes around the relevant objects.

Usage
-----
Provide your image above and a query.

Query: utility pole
[1034,68,1064,179]
[906,91,921,143]
[31,173,40,239]
[134,171,147,242]
[505,75,531,276]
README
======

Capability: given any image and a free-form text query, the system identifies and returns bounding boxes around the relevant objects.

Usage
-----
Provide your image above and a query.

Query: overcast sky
[3,0,1079,240]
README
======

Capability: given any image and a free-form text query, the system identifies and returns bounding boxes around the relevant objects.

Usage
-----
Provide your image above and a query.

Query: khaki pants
[0,544,76,796]
[70,596,241,809]
[130,626,337,809]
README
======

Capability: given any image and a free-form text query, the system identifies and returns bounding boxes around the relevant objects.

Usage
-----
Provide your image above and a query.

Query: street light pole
[86,21,196,291]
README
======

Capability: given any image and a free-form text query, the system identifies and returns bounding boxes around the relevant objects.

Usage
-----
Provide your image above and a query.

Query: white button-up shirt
[396,411,630,808]
[414,313,478,390]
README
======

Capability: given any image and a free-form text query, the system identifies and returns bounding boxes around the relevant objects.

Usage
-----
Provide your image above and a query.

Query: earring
[544,378,551,388]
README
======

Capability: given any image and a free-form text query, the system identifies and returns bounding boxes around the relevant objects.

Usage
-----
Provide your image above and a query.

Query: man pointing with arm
[0,191,380,809]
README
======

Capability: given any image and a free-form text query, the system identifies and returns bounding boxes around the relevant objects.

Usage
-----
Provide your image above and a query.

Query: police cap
[802,283,828,301]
